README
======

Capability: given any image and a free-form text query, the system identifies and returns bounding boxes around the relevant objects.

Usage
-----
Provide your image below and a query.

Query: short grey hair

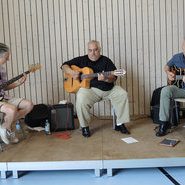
[0,43,9,58]
[88,40,101,49]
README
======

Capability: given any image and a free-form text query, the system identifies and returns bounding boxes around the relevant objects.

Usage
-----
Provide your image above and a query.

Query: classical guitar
[0,64,41,100]
[64,65,126,93]
[168,65,185,88]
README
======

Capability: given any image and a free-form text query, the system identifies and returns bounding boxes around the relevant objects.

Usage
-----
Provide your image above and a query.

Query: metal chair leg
[170,99,179,126]
[169,99,173,125]
[0,113,5,124]
[174,101,179,124]
[0,113,5,152]
[0,143,3,152]
[112,106,116,129]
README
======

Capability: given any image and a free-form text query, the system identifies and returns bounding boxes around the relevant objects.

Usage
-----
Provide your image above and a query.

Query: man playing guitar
[0,43,34,144]
[156,40,185,136]
[61,40,130,137]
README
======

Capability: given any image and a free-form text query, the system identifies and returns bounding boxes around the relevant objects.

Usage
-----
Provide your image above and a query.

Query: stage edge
[104,158,185,176]
[0,162,7,179]
[7,160,103,178]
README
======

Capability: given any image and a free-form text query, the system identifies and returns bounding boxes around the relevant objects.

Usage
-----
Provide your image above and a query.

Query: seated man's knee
[77,91,89,104]
[19,100,34,113]
[161,86,172,98]
[118,89,128,100]
[76,92,93,110]
[114,86,128,97]
[27,101,34,112]
[2,104,17,118]
[77,95,89,107]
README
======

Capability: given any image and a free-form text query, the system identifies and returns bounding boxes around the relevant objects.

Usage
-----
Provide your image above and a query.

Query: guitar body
[64,65,94,93]
[169,65,185,88]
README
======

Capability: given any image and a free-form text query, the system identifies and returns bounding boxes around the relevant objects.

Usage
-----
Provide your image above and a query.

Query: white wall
[0,0,185,116]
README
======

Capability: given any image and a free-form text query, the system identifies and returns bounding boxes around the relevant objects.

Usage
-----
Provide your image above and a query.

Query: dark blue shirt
[167,52,185,89]
[167,52,185,68]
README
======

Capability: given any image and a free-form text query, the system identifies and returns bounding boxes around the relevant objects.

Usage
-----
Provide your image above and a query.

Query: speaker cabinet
[48,103,74,131]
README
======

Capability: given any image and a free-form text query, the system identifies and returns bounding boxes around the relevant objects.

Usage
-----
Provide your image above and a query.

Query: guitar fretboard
[81,71,112,80]
[0,70,30,91]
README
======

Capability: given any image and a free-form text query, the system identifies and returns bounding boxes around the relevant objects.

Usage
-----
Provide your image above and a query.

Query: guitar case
[24,104,49,127]
[150,86,178,125]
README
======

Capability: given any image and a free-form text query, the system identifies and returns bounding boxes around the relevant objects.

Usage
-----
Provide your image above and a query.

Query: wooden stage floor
[0,117,185,178]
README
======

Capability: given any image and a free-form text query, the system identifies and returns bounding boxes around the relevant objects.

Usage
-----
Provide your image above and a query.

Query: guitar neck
[82,71,113,79]
[0,70,30,90]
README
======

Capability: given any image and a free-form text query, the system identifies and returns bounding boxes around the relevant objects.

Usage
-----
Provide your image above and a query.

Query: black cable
[158,167,181,185]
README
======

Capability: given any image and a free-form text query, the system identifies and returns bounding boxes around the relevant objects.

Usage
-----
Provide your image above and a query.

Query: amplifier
[48,103,74,131]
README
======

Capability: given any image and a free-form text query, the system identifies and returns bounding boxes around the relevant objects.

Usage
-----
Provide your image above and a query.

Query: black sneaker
[115,124,130,134]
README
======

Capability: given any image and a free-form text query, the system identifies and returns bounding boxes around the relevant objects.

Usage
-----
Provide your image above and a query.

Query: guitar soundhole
[79,72,83,82]
[64,77,68,81]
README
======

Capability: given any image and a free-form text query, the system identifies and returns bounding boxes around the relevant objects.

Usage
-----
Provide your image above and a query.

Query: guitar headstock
[113,69,126,77]
[29,64,41,72]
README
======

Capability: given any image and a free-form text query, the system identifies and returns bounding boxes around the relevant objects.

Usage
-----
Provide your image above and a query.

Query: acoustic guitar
[64,65,126,93]
[0,64,41,100]
[168,65,185,88]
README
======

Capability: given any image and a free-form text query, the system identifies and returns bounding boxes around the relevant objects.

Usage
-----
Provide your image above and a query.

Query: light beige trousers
[76,86,130,127]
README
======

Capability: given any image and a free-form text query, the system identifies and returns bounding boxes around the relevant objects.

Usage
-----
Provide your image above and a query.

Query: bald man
[61,40,130,137]
[156,40,185,136]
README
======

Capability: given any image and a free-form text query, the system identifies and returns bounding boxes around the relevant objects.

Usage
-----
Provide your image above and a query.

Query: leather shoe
[115,124,130,134]
[156,123,171,137]
[82,127,91,137]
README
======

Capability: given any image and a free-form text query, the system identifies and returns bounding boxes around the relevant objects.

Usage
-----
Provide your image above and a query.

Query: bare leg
[14,100,34,121]
[0,100,33,131]
[0,104,17,131]
[0,100,33,144]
